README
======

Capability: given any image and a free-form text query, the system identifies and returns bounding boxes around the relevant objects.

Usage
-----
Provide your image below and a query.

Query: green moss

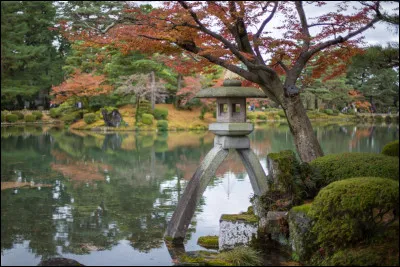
[382,140,399,157]
[318,242,399,266]
[310,177,399,252]
[291,203,312,215]
[220,214,258,223]
[309,152,399,188]
[197,236,219,249]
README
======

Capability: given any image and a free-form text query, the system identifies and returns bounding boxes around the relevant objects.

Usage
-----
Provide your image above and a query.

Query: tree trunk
[283,95,324,162]
[135,96,140,125]
[150,71,155,111]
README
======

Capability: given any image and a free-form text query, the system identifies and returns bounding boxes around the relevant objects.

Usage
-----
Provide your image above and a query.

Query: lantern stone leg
[236,148,269,196]
[165,145,229,243]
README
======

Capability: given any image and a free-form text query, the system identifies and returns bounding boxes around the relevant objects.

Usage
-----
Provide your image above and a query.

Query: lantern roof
[195,79,267,98]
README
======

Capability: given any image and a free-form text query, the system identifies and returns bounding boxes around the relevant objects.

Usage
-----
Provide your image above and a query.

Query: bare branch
[178,1,255,68]
[306,16,381,57]
[295,1,311,50]
[255,1,278,39]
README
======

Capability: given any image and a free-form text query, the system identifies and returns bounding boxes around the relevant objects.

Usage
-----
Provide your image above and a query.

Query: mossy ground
[197,236,219,249]
[220,214,258,224]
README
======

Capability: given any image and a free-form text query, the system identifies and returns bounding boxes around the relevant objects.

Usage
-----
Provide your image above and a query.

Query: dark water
[1,122,398,266]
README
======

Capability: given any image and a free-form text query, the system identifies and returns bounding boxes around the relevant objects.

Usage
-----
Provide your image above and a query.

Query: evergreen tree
[346,45,399,112]
[1,1,65,109]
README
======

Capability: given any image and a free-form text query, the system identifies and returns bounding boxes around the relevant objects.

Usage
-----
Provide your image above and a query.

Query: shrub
[381,140,399,157]
[61,112,80,125]
[5,114,18,123]
[83,113,97,124]
[323,109,333,115]
[156,120,168,131]
[310,177,399,251]
[332,109,339,116]
[212,110,216,118]
[24,114,36,122]
[199,106,207,120]
[278,110,286,117]
[274,115,281,120]
[247,113,257,121]
[309,152,399,188]
[11,111,24,120]
[141,113,154,125]
[49,108,61,118]
[257,114,267,120]
[32,111,43,120]
[153,108,168,120]
[1,112,5,122]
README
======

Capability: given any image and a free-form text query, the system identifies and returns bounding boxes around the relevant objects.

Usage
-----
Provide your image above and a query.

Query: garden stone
[265,211,289,246]
[101,109,122,127]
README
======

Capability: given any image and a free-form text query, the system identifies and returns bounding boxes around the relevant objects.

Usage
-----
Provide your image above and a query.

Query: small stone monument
[165,79,269,244]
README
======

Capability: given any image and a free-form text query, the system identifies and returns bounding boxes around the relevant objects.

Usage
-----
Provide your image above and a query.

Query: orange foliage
[61,1,383,87]
[51,69,113,104]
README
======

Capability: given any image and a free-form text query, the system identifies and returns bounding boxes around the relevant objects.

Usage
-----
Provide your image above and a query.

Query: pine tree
[1,1,64,109]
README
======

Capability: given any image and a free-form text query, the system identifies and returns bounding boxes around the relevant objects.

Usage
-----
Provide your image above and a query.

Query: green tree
[346,45,399,112]
[1,1,65,110]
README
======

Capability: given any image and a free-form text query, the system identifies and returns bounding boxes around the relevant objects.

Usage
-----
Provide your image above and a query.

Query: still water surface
[1,122,398,266]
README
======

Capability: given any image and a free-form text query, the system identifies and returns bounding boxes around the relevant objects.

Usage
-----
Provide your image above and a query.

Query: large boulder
[101,108,122,127]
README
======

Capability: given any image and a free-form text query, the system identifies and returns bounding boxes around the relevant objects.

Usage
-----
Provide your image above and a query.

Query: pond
[1,121,398,266]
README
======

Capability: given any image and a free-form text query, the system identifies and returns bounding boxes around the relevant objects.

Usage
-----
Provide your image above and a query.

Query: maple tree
[64,1,398,162]
[51,70,113,105]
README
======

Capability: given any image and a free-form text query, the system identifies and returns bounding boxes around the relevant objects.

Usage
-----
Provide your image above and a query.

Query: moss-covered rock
[309,152,399,188]
[381,140,399,157]
[310,177,399,251]
[266,150,298,193]
[288,203,316,262]
[197,236,219,249]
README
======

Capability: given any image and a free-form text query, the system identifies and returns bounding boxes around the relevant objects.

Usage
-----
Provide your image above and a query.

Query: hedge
[323,109,333,115]
[157,120,168,131]
[49,108,61,118]
[142,113,154,125]
[83,113,97,124]
[153,108,168,120]
[310,177,399,251]
[5,114,18,123]
[247,113,257,120]
[24,114,36,122]
[11,111,24,120]
[309,152,399,188]
[61,112,81,125]
[381,140,399,157]
[278,110,286,117]
[257,114,267,120]
[32,111,43,120]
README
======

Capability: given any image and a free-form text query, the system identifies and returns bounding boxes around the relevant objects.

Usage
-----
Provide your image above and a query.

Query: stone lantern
[165,79,269,244]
